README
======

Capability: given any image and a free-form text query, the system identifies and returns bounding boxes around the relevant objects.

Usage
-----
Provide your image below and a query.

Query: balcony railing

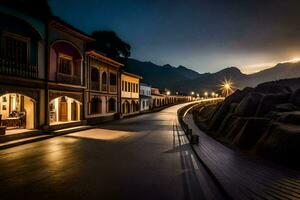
[57,73,81,85]
[109,85,117,93]
[0,57,38,78]
[91,81,100,91]
[101,84,107,92]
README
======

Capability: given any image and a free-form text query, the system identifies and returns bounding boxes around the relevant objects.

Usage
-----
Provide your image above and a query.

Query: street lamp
[191,91,195,95]
[204,91,208,98]
[211,92,215,98]
[166,91,171,96]
[220,79,234,97]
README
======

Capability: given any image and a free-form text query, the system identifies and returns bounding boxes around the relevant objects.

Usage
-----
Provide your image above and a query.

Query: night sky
[49,0,300,74]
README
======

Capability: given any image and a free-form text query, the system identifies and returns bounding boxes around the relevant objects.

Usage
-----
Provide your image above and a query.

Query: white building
[140,83,151,112]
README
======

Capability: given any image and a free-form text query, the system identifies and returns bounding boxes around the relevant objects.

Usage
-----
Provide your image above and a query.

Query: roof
[49,16,94,42]
[122,71,143,79]
[140,83,152,87]
[86,50,124,68]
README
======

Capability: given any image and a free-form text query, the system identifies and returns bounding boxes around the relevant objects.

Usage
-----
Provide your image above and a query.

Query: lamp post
[204,92,208,99]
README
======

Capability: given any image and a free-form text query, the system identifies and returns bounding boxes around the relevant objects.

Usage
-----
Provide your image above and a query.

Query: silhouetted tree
[2,0,52,20]
[89,30,131,61]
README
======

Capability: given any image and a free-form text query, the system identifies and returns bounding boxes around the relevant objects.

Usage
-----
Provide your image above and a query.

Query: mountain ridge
[125,58,300,94]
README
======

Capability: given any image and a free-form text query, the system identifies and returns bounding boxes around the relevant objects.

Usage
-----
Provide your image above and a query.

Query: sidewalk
[183,107,300,200]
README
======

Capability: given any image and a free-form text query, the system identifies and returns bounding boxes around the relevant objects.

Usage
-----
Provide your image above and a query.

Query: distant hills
[125,58,300,94]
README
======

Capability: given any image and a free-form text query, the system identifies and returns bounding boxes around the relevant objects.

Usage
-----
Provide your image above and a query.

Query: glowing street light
[204,91,208,98]
[191,91,195,95]
[166,91,171,95]
[211,92,215,98]
[220,79,234,97]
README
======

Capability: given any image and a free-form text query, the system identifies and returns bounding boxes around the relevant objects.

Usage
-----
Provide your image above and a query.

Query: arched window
[91,68,99,82]
[102,72,107,91]
[91,68,99,90]
[108,98,116,112]
[90,97,102,114]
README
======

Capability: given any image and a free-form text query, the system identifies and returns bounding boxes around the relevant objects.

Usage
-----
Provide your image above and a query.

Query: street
[0,103,224,200]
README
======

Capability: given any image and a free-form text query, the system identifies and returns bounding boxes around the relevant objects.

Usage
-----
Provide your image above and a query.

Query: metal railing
[57,73,81,85]
[0,57,38,78]
[91,81,100,91]
[109,85,117,93]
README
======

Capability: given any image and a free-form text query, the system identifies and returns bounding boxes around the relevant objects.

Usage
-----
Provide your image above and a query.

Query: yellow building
[121,72,142,116]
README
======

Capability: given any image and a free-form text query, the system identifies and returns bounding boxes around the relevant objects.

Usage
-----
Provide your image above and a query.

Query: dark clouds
[49,0,300,73]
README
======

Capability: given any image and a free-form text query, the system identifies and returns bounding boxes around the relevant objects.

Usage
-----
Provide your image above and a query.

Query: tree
[2,0,52,20]
[89,30,131,61]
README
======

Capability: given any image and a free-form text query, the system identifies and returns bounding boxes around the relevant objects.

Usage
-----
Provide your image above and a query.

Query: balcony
[57,73,81,85]
[101,84,107,92]
[109,85,117,93]
[0,57,38,78]
[91,81,100,91]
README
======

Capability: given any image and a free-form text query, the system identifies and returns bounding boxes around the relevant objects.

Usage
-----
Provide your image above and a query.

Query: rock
[290,88,300,107]
[254,84,292,94]
[277,111,300,125]
[233,118,270,149]
[224,88,253,105]
[256,122,300,166]
[255,93,291,117]
[275,103,298,112]
[208,103,231,131]
[234,92,264,117]
[225,117,248,141]
[216,113,236,137]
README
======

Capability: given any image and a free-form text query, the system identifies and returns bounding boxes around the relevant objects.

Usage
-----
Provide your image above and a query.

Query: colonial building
[150,88,165,109]
[47,17,94,129]
[121,72,142,116]
[0,5,47,132]
[140,83,151,112]
[85,50,123,124]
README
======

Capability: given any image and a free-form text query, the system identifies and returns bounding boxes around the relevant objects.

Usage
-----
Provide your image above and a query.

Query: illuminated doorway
[49,96,81,125]
[0,93,35,129]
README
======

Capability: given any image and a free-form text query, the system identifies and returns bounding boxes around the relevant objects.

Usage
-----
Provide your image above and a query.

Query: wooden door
[71,101,77,121]
[59,97,68,122]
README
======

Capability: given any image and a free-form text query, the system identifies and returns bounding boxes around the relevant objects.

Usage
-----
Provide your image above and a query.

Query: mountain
[125,58,300,94]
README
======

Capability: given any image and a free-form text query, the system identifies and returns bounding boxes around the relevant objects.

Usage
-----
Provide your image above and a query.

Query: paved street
[0,103,224,200]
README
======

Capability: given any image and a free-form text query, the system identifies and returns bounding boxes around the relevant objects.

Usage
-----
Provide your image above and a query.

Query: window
[91,67,99,82]
[73,60,81,76]
[125,81,127,91]
[132,83,135,92]
[128,82,130,92]
[90,97,101,114]
[2,33,29,64]
[108,98,116,112]
[58,54,73,75]
[102,72,107,91]
[136,84,138,93]
[110,73,117,85]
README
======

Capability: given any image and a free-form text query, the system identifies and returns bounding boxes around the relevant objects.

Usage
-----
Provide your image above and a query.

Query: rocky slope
[193,77,300,167]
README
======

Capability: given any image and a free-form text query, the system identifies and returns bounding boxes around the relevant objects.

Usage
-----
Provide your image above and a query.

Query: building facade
[140,83,151,112]
[47,17,94,130]
[85,50,123,124]
[121,72,142,116]
[0,5,47,130]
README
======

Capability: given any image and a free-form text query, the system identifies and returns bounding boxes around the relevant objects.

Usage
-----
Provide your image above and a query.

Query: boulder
[254,84,292,94]
[277,111,300,125]
[234,92,264,117]
[275,103,298,112]
[290,88,300,107]
[256,122,300,166]
[224,88,253,105]
[225,117,248,141]
[255,93,291,117]
[208,103,230,131]
[216,113,237,137]
[233,118,270,149]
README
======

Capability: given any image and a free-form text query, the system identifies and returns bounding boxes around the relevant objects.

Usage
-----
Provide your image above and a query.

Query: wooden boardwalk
[183,109,300,200]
